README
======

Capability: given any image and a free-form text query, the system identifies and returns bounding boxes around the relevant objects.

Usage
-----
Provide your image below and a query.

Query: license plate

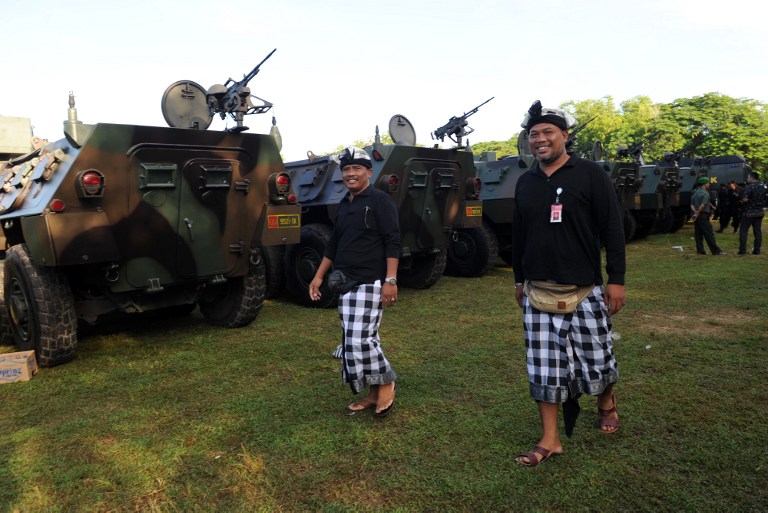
[267,214,300,228]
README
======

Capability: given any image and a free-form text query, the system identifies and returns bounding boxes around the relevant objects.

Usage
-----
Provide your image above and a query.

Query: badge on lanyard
[550,187,563,223]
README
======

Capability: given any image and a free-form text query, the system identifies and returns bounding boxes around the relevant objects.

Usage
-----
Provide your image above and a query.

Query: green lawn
[1,223,767,512]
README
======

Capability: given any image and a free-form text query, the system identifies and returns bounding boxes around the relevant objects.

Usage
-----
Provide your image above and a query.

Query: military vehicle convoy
[0,51,301,366]
[279,114,482,308]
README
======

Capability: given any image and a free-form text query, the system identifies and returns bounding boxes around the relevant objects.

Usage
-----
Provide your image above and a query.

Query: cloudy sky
[2,0,766,161]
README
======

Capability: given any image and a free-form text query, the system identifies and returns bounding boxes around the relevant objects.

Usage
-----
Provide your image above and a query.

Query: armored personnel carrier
[468,152,532,268]
[280,114,482,308]
[679,155,752,185]
[0,51,301,366]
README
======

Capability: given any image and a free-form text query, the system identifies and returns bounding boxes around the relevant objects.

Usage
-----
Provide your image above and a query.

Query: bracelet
[515,282,523,287]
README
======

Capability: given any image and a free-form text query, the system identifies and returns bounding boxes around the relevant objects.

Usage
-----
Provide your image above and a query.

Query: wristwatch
[384,277,397,285]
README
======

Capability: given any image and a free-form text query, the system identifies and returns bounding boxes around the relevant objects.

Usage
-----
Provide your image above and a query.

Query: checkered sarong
[338,280,397,394]
[522,285,618,404]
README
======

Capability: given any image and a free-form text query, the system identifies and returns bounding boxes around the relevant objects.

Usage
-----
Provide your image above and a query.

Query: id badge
[550,203,563,223]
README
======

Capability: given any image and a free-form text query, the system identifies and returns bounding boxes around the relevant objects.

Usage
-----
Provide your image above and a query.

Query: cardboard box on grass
[0,350,38,384]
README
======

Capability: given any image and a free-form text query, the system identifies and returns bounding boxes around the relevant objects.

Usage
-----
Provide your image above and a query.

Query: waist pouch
[327,270,360,294]
[524,280,594,314]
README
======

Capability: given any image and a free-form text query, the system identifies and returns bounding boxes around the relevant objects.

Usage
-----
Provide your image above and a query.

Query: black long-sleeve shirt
[324,185,400,284]
[512,155,626,286]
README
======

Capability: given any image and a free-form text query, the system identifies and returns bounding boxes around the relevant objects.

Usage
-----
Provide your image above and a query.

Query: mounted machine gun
[431,97,494,148]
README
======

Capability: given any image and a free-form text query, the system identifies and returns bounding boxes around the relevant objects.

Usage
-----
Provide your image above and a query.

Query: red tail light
[387,174,399,192]
[372,149,384,161]
[276,173,290,194]
[50,199,66,212]
[76,169,105,198]
[466,177,481,199]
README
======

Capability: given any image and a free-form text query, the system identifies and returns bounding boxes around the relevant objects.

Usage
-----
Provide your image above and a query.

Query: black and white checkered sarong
[338,280,396,394]
[522,285,618,404]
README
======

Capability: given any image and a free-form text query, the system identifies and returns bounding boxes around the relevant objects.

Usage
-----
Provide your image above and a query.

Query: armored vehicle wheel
[283,223,336,308]
[633,219,653,240]
[198,249,266,327]
[623,211,637,242]
[262,245,286,299]
[0,261,15,346]
[652,209,674,234]
[670,213,688,233]
[399,249,447,289]
[445,221,499,277]
[4,244,77,367]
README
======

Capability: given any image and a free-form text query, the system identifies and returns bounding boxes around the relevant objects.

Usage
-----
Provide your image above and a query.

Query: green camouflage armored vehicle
[0,51,301,366]
[280,114,482,308]
[468,152,532,269]
[426,98,506,278]
[589,135,680,241]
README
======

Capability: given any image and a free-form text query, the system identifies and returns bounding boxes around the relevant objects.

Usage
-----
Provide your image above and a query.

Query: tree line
[471,93,768,174]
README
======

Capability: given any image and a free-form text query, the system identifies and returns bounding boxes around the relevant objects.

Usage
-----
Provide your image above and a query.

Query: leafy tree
[561,97,623,158]
[658,93,768,171]
[471,137,519,158]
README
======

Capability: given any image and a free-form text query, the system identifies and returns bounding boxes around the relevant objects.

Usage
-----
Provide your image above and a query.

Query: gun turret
[431,97,494,148]
[207,48,277,132]
[616,130,661,166]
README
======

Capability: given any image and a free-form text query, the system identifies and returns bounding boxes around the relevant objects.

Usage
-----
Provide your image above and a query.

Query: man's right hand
[309,276,323,301]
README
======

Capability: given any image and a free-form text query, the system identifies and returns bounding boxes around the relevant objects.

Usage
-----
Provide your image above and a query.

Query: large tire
[262,245,285,299]
[399,249,447,289]
[652,208,675,234]
[0,261,16,346]
[198,248,266,327]
[4,244,77,367]
[623,210,637,242]
[445,221,499,277]
[283,224,336,308]
[670,213,688,233]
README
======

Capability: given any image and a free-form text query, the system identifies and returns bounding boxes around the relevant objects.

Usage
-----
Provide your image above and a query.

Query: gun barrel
[464,97,494,116]
[243,48,277,83]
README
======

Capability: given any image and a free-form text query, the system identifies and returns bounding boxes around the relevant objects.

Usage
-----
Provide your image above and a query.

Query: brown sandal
[515,445,562,467]
[598,394,620,433]
[345,397,376,416]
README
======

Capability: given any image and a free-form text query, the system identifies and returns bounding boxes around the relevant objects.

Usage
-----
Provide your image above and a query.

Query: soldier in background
[717,182,741,233]
[737,171,766,255]
[512,102,626,466]
[309,147,400,418]
[691,178,726,255]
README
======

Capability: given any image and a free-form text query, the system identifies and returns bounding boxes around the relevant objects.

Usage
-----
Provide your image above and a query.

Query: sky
[2,0,767,162]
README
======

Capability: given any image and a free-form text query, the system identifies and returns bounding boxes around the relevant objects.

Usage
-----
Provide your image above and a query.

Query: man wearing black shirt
[512,102,626,466]
[309,147,400,418]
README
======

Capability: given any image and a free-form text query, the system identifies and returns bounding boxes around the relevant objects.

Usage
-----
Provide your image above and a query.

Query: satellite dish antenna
[161,80,213,130]
[388,114,416,146]
[592,140,603,161]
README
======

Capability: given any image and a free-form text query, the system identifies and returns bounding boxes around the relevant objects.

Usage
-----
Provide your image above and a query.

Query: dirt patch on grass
[634,308,758,338]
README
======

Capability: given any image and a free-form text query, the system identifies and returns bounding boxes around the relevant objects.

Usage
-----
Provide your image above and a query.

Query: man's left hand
[382,283,398,308]
[604,284,626,316]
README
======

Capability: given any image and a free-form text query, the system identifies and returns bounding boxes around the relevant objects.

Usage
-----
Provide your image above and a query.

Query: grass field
[1,223,767,512]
